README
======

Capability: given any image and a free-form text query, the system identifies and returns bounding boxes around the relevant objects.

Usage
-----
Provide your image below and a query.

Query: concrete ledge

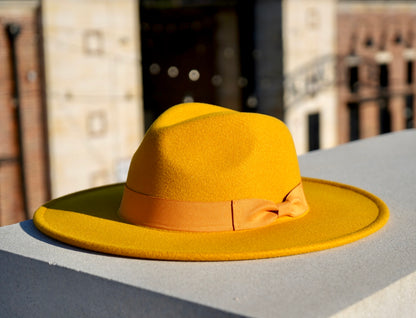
[1,130,416,317]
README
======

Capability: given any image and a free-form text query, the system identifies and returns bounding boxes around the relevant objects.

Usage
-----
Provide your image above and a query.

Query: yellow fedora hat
[34,103,389,261]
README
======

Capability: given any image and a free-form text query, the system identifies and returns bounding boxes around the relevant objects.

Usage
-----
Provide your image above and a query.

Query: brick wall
[337,2,416,144]
[0,2,49,225]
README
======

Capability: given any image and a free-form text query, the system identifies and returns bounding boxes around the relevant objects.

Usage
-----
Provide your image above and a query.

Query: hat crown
[126,103,301,203]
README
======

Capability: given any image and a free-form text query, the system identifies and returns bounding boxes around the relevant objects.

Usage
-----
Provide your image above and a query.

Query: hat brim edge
[33,177,389,261]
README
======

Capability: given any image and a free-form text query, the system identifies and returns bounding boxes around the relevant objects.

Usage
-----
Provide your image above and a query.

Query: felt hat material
[34,103,389,261]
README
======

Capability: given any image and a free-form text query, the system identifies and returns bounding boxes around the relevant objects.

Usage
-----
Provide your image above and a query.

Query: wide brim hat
[34,103,389,261]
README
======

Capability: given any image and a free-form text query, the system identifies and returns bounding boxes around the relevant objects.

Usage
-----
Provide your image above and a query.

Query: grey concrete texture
[1,130,416,317]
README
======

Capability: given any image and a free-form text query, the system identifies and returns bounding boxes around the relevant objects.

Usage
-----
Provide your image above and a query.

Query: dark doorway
[348,65,359,93]
[348,102,360,141]
[308,112,320,151]
[140,1,248,129]
[378,63,391,134]
[379,63,389,88]
[405,60,414,128]
[406,60,413,85]
[405,95,414,129]
[379,98,391,134]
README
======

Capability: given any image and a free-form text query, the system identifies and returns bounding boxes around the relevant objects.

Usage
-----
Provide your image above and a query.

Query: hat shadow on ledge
[19,220,97,254]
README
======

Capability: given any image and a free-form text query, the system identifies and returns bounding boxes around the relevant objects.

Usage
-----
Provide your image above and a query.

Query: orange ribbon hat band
[118,182,309,232]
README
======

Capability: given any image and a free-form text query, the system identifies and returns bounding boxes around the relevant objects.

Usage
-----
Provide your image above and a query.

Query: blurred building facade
[337,0,416,143]
[0,0,143,225]
[283,0,338,154]
[140,0,416,154]
[283,0,416,153]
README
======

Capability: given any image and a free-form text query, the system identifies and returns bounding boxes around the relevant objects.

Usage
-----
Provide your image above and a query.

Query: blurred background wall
[1,0,49,224]
[1,0,415,225]
[41,0,142,197]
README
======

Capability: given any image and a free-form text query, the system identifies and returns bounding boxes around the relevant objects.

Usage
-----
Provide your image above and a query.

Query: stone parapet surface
[1,130,415,317]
